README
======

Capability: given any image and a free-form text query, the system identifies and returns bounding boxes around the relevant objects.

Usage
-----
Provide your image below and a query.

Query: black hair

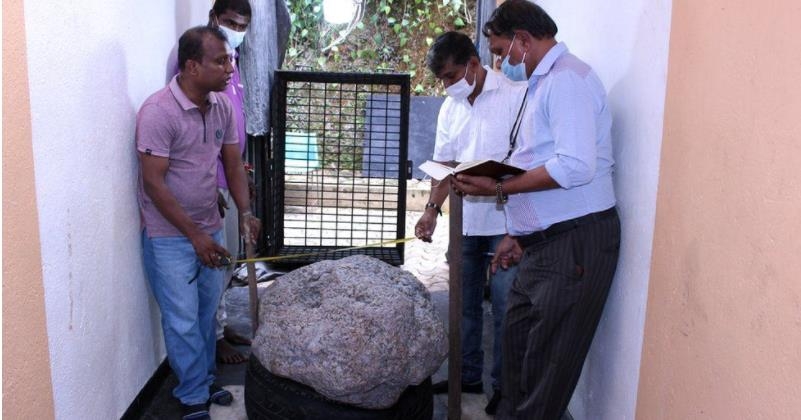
[211,0,252,18]
[177,26,227,71]
[482,0,557,40]
[425,31,479,76]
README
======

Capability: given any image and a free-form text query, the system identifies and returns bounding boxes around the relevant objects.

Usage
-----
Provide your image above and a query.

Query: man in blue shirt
[453,1,621,418]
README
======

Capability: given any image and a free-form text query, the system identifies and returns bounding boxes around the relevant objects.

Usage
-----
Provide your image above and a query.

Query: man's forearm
[221,143,252,214]
[428,176,451,206]
[222,150,262,245]
[224,163,251,214]
[501,166,560,194]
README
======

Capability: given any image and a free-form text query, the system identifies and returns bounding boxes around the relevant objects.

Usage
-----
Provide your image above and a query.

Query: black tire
[245,357,433,420]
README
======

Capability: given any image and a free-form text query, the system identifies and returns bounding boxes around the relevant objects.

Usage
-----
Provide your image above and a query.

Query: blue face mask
[501,35,528,81]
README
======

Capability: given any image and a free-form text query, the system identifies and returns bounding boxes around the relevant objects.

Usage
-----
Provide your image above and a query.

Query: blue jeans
[461,234,518,390]
[142,229,225,405]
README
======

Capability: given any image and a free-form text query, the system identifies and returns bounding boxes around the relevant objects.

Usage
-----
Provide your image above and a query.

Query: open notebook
[418,159,525,181]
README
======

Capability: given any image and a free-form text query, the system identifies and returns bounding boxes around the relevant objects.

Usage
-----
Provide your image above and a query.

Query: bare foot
[216,339,248,364]
[223,326,252,346]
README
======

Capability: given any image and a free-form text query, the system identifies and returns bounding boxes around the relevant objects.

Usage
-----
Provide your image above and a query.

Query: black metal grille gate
[266,71,410,268]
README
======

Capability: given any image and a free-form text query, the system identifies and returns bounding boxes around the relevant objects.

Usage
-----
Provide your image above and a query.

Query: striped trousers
[497,211,621,420]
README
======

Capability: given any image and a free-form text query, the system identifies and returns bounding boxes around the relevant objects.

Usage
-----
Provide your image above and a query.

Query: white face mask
[445,65,475,100]
[218,24,247,50]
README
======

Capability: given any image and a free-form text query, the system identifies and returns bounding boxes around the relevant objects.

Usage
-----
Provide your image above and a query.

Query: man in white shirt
[414,31,527,415]
[453,1,621,418]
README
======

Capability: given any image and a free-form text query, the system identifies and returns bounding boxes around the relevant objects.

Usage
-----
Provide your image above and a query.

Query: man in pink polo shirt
[165,0,255,366]
[137,26,260,420]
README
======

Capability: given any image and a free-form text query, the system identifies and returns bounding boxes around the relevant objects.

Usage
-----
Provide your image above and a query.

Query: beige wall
[638,1,801,418]
[2,0,56,419]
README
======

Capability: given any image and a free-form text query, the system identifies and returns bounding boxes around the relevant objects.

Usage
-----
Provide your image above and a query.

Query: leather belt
[515,207,618,249]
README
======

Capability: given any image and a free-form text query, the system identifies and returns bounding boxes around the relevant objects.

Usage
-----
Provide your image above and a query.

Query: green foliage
[283,0,476,96]
[283,82,380,171]
[282,0,476,171]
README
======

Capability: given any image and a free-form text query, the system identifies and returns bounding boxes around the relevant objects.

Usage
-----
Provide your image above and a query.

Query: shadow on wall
[174,0,205,39]
[167,0,208,82]
[97,46,149,287]
[568,3,669,420]
[57,40,164,417]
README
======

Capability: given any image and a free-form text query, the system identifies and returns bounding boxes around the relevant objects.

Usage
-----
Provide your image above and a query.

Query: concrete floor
[138,211,498,419]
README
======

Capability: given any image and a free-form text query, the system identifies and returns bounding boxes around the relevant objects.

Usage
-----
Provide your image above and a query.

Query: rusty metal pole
[447,187,463,420]
[245,241,260,338]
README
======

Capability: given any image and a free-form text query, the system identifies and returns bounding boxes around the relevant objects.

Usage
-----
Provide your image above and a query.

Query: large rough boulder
[250,255,447,409]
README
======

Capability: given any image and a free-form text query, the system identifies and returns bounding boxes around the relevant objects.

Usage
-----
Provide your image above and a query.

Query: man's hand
[490,235,522,273]
[452,174,496,196]
[414,212,438,243]
[190,232,230,268]
[240,213,262,245]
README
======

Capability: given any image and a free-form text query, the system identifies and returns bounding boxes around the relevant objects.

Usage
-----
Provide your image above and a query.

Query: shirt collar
[481,65,502,92]
[169,74,218,111]
[532,41,568,77]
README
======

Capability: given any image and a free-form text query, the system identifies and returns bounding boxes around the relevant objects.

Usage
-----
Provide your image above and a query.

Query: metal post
[474,0,498,66]
[246,241,260,337]
[447,188,463,420]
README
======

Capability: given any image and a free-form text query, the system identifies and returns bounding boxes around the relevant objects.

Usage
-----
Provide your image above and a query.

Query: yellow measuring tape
[235,237,417,264]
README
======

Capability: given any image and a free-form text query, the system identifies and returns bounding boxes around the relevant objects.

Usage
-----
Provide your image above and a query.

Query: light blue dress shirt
[506,42,617,235]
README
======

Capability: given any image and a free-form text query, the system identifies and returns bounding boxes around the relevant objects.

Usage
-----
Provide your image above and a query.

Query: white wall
[533,1,673,419]
[23,1,209,418]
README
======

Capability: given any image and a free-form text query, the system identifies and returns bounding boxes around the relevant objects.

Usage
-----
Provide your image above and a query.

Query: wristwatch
[495,182,508,204]
[425,202,443,216]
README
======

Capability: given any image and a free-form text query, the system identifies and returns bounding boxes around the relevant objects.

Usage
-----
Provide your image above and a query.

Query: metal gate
[266,71,411,268]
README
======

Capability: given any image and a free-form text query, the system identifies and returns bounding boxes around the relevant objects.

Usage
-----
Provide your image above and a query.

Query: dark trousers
[497,211,621,420]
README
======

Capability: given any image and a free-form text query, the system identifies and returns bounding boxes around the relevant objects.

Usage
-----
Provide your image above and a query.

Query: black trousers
[497,211,621,420]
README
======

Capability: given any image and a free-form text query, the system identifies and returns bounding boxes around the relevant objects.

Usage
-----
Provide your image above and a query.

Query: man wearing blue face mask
[453,1,620,419]
[499,33,528,83]
[413,31,527,415]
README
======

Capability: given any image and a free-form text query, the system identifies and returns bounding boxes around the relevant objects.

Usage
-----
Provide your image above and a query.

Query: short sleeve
[432,98,456,161]
[136,103,173,158]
